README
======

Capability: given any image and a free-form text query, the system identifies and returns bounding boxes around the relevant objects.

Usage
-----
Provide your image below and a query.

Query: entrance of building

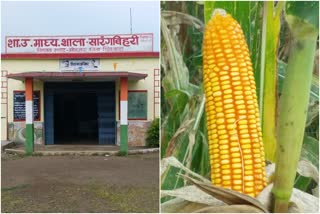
[44,82,116,145]
[54,92,98,144]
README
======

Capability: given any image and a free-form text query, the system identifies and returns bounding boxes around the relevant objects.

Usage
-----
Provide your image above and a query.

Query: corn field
[160,1,319,213]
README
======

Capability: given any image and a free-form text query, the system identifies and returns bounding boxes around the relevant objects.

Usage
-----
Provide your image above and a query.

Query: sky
[1,1,160,53]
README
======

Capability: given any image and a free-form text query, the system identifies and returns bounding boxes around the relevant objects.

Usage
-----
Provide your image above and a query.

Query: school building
[1,34,160,154]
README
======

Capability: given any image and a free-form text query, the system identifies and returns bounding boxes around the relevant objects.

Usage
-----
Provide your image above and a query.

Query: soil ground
[1,152,159,213]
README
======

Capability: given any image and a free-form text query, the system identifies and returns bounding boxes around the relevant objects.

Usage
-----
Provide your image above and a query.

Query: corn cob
[203,10,267,198]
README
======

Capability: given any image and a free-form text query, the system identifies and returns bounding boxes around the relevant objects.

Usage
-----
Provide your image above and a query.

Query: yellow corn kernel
[221,164,231,170]
[233,185,242,191]
[233,174,242,179]
[233,180,243,185]
[221,169,231,175]
[233,169,242,174]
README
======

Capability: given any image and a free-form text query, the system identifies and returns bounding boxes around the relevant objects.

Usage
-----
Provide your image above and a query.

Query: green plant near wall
[146,118,160,148]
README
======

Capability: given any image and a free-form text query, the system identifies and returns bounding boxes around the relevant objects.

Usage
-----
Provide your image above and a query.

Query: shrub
[146,118,159,148]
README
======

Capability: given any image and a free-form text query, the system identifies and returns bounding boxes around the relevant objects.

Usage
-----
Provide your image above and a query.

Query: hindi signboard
[60,59,100,71]
[5,33,153,54]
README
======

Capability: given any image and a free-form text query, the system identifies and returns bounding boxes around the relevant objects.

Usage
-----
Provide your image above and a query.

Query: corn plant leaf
[294,175,313,193]
[305,99,319,128]
[301,135,319,169]
[161,6,210,200]
[161,13,189,91]
[189,128,210,176]
[294,158,319,193]
[260,1,284,162]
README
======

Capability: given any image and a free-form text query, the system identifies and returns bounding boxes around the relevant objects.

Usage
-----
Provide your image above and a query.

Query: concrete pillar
[25,78,34,155]
[120,77,128,154]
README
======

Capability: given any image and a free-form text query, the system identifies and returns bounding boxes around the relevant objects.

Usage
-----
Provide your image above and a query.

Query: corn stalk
[272,2,319,212]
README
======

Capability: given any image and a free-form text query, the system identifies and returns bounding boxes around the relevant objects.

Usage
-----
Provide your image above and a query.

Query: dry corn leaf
[312,186,319,198]
[162,10,204,32]
[265,162,276,180]
[193,204,264,213]
[297,159,319,183]
[180,174,268,213]
[164,119,194,157]
[161,185,225,206]
[161,198,213,213]
[297,159,319,197]
[161,157,318,213]
[161,156,211,184]
[161,198,264,213]
[161,195,263,213]
[161,186,304,213]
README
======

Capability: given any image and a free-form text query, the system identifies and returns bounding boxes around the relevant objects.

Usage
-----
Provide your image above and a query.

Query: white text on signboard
[6,34,153,54]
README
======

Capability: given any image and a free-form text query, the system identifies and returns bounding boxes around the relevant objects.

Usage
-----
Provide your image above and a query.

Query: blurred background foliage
[161,1,318,202]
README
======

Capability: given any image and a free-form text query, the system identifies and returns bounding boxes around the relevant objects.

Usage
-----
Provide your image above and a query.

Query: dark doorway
[54,93,99,144]
[44,82,116,145]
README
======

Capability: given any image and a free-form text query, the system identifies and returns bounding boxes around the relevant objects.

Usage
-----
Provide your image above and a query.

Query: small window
[128,90,147,120]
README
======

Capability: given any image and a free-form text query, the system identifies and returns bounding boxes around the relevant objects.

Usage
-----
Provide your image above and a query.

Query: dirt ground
[1,152,159,213]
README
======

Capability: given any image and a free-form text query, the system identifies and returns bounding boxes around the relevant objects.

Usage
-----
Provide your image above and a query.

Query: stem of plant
[271,31,317,213]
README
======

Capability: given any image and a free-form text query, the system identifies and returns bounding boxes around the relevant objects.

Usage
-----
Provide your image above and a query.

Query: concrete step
[4,147,159,156]
[1,141,15,152]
